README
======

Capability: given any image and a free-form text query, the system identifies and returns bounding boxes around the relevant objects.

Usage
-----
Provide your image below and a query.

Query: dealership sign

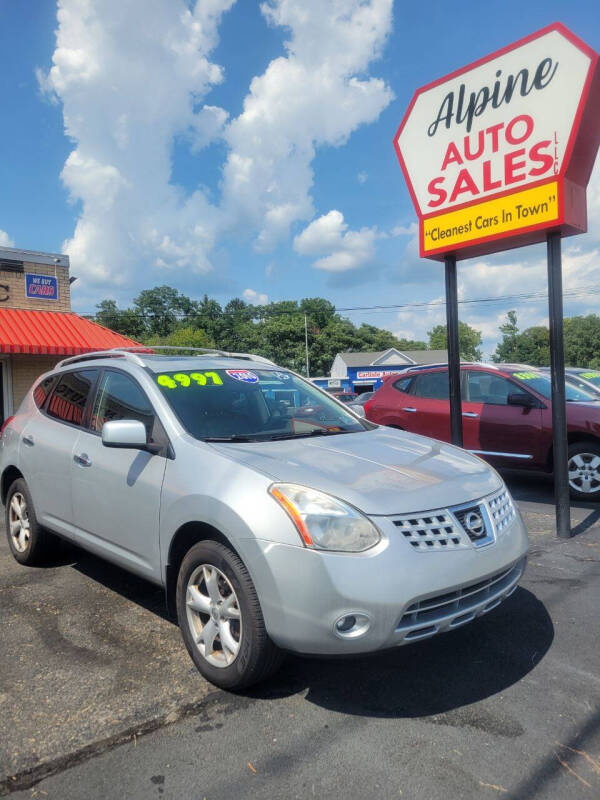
[25,273,59,301]
[394,23,600,260]
[356,370,401,380]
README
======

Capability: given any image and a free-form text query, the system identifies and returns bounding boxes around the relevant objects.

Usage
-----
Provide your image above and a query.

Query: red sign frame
[393,23,600,261]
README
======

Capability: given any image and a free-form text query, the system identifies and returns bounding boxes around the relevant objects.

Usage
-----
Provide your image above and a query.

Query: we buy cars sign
[394,23,600,260]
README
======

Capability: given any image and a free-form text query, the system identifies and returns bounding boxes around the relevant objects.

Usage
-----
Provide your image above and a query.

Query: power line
[78,283,600,319]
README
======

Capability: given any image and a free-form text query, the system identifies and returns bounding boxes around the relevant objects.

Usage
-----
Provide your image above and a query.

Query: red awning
[0,308,141,355]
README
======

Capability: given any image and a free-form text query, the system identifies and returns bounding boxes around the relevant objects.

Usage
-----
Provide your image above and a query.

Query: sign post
[394,23,600,537]
[546,231,570,537]
[444,254,463,447]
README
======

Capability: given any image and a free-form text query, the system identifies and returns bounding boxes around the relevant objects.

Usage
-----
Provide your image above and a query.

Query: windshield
[511,370,597,402]
[153,367,367,441]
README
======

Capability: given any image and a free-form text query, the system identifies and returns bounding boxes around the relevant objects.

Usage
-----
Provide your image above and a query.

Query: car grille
[396,559,525,639]
[391,487,516,551]
[488,489,516,533]
[392,512,469,550]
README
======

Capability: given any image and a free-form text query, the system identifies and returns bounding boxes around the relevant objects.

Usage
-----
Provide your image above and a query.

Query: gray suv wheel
[176,540,282,690]
[5,479,57,566]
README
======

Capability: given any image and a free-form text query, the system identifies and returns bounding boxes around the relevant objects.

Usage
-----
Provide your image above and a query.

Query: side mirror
[102,420,159,452]
[352,405,366,418]
[507,392,538,408]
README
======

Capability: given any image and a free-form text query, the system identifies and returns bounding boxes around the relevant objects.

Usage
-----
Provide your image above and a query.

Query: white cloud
[294,210,379,271]
[222,0,394,251]
[39,0,235,288]
[41,0,394,294]
[0,230,15,248]
[242,288,269,305]
[357,171,368,185]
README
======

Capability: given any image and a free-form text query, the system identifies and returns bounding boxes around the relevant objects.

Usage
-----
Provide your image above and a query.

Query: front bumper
[239,510,529,655]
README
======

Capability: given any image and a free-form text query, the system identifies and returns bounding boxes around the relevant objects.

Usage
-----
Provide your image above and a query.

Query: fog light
[336,615,356,632]
[333,613,371,639]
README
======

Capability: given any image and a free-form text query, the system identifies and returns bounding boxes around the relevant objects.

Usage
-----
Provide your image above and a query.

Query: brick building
[0,246,139,424]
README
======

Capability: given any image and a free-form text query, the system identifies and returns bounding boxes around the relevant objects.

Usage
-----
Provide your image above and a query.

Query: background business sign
[394,23,600,260]
[25,273,59,301]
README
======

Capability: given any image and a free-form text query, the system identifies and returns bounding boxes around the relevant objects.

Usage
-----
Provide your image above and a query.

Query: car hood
[208,427,502,515]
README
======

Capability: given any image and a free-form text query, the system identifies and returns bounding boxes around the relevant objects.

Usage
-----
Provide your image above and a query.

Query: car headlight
[269,483,381,552]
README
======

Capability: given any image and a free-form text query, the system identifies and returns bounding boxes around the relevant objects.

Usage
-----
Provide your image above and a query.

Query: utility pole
[304,313,310,378]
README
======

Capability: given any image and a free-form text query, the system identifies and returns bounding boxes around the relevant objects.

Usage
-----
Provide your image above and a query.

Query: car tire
[567,442,600,501]
[5,478,58,566]
[176,540,282,691]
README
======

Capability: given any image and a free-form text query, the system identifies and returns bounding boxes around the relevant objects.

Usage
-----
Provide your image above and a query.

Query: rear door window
[33,375,58,409]
[393,377,413,393]
[46,370,98,426]
[412,371,449,400]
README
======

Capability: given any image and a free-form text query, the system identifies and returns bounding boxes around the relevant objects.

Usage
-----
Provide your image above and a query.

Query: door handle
[462,412,479,418]
[74,453,92,467]
[22,435,34,446]
[402,407,418,413]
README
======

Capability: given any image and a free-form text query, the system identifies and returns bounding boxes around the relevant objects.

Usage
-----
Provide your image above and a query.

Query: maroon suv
[365,363,600,500]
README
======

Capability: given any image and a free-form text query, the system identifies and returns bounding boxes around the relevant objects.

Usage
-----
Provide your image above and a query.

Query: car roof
[398,362,539,377]
[54,348,278,374]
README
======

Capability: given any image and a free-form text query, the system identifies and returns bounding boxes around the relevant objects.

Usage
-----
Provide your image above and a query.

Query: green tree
[428,321,483,361]
[564,314,600,368]
[95,299,147,340]
[133,286,197,337]
[144,325,214,350]
[492,310,520,363]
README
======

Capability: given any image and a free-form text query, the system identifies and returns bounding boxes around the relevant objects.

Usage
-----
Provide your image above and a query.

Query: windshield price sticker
[513,371,540,380]
[226,370,259,383]
[157,372,223,389]
[581,372,600,379]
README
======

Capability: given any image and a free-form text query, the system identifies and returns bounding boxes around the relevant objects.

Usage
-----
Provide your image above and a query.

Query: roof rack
[55,346,276,370]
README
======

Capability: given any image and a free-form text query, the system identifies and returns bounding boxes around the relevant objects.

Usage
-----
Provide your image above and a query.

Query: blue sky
[1,0,599,355]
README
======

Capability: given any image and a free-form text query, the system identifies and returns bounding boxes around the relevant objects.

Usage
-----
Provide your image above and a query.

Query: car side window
[393,377,413,393]
[465,371,517,405]
[91,371,155,438]
[46,370,98,426]
[33,375,58,409]
[412,371,449,400]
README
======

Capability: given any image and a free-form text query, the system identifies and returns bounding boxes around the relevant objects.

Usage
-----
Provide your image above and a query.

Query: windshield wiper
[268,428,357,441]
[202,435,257,442]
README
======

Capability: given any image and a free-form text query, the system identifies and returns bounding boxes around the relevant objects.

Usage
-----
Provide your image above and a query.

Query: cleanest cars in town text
[1,349,528,689]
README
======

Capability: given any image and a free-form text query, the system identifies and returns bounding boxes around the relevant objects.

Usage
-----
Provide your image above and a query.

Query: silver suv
[1,349,528,690]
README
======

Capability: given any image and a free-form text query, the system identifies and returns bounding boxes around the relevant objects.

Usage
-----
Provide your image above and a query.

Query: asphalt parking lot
[1,473,599,799]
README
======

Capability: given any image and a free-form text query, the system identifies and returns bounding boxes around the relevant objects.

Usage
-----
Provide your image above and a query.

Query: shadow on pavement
[41,548,553,723]
[245,587,553,722]
[66,544,174,623]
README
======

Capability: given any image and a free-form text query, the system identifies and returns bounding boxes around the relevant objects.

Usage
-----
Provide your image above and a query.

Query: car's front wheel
[176,540,282,690]
[568,442,600,501]
[5,478,58,565]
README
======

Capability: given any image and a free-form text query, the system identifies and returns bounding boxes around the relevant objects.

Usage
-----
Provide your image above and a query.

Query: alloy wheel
[185,564,242,668]
[9,492,30,553]
[568,452,600,495]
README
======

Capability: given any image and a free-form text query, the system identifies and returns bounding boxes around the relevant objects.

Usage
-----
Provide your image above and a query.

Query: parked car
[1,350,528,690]
[325,389,358,403]
[348,391,374,407]
[539,367,600,398]
[365,363,600,501]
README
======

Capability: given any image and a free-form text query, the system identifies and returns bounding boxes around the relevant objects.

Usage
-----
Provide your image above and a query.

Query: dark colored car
[365,363,600,500]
